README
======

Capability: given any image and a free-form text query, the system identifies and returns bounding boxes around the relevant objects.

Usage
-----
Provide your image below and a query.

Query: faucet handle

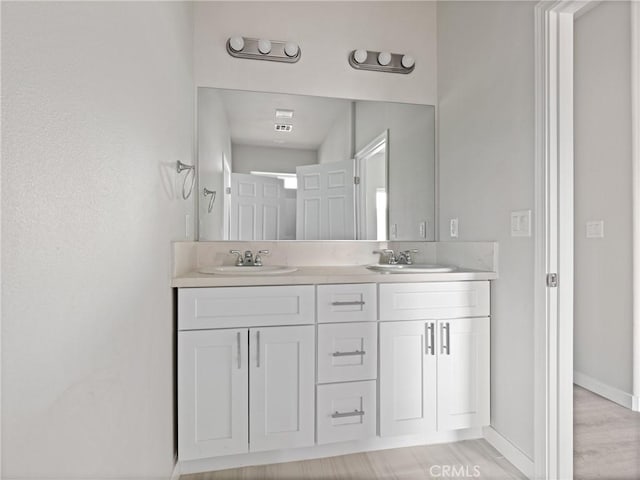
[399,249,419,265]
[255,250,270,266]
[373,249,397,265]
[229,250,243,266]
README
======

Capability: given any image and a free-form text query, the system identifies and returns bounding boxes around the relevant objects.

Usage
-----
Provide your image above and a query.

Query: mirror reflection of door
[229,173,285,240]
[355,131,388,241]
[296,159,356,240]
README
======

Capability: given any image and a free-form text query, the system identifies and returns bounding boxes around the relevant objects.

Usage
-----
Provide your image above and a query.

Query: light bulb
[258,39,272,55]
[401,55,415,69]
[284,42,299,58]
[229,36,245,52]
[378,52,392,66]
[353,49,368,64]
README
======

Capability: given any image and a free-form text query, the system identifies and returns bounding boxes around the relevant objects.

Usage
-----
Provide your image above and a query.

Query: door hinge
[547,273,558,288]
[225,187,231,194]
[354,176,360,185]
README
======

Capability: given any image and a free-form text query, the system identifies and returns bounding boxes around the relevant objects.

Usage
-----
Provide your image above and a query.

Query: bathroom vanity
[172,242,497,474]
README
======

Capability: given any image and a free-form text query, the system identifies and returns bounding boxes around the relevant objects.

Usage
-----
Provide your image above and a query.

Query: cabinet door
[437,317,490,431]
[178,329,248,460]
[249,325,315,452]
[379,321,437,436]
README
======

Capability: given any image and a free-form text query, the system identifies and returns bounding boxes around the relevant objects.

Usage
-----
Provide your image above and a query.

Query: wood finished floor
[181,439,526,480]
[574,385,640,479]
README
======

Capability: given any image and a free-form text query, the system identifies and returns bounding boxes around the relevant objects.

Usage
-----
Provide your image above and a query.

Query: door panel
[178,329,248,460]
[230,173,283,240]
[249,325,315,451]
[379,321,437,436]
[437,317,490,431]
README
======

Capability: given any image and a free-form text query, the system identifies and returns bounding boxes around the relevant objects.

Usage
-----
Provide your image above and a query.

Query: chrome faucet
[228,249,270,267]
[374,248,419,265]
[397,249,419,265]
[373,249,399,265]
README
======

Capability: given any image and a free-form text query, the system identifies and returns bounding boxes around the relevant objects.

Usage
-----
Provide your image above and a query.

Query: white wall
[232,144,317,174]
[355,102,436,241]
[1,2,194,478]
[194,1,437,105]
[437,1,536,458]
[574,2,633,396]
[318,103,353,165]
[198,88,232,241]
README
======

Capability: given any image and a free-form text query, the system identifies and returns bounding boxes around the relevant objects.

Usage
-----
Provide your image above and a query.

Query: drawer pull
[331,301,365,306]
[332,350,366,357]
[331,409,365,419]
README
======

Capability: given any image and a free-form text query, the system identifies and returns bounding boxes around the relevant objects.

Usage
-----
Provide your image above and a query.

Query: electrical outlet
[185,214,192,239]
[511,210,532,237]
[450,218,458,238]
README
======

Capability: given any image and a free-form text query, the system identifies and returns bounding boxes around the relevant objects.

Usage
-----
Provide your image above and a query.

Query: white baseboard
[632,394,640,412]
[574,371,634,409]
[179,428,483,475]
[482,426,534,479]
[170,459,180,480]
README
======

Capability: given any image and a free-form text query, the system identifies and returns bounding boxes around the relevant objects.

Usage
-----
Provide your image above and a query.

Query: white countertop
[172,265,498,288]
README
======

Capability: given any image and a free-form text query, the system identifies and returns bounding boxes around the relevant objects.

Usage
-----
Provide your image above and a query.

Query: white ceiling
[218,89,352,150]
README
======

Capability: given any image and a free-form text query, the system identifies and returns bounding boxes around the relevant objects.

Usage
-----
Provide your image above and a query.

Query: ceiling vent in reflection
[274,124,293,132]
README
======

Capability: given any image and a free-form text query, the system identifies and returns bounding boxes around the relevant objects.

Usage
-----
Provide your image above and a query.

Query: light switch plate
[586,220,604,238]
[511,210,532,237]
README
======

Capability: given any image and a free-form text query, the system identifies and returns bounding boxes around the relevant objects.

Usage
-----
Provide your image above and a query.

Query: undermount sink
[366,264,457,273]
[198,265,298,276]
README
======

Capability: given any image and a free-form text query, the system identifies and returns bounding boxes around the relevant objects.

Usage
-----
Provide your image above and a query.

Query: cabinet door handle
[237,332,242,369]
[332,350,366,357]
[331,409,365,419]
[441,322,450,355]
[256,330,261,368]
[331,301,365,306]
[426,322,435,355]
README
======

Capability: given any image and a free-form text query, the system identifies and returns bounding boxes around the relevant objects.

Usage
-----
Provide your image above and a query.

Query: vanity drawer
[178,286,315,330]
[317,284,376,323]
[317,322,377,383]
[316,381,377,445]
[379,282,490,320]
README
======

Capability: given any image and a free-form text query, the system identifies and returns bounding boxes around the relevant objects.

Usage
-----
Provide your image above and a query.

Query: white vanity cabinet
[379,282,490,437]
[178,286,315,461]
[315,284,378,445]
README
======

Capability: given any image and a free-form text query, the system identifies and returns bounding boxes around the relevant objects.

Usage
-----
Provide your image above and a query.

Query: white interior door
[178,329,248,460]
[222,153,231,240]
[436,317,490,431]
[230,173,283,240]
[379,321,437,437]
[249,325,315,452]
[296,159,355,240]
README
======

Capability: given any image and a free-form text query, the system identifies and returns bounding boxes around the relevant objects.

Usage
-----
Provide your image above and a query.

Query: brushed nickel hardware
[203,188,216,213]
[547,273,558,287]
[176,160,196,200]
[229,250,243,266]
[349,49,415,74]
[254,250,270,266]
[332,350,366,357]
[441,322,450,355]
[256,330,261,368]
[331,300,365,306]
[397,249,419,265]
[227,37,301,63]
[426,322,435,355]
[373,249,398,265]
[331,409,365,419]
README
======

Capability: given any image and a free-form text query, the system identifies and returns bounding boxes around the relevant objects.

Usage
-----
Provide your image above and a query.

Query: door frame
[534,1,640,478]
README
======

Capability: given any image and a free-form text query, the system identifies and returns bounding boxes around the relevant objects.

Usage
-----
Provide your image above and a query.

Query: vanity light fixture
[348,49,415,74]
[226,36,301,63]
